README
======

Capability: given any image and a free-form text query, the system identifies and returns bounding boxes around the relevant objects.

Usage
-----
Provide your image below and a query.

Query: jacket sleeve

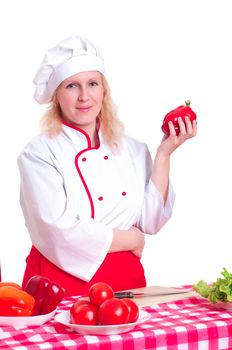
[17,143,113,282]
[139,179,175,234]
[132,141,176,234]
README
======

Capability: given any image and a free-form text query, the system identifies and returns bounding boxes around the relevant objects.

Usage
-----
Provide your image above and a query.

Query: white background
[0,0,232,287]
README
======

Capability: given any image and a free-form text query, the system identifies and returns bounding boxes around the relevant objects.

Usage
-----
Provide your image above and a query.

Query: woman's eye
[89,81,98,87]
[66,83,77,89]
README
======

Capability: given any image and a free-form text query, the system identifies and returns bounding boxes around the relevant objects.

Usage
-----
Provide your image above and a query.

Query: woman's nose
[78,87,89,101]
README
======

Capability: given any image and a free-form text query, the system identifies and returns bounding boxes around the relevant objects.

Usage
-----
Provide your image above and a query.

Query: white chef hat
[33,36,105,104]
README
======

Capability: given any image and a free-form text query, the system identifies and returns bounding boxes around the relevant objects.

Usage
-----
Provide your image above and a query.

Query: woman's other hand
[110,226,145,258]
[128,226,145,258]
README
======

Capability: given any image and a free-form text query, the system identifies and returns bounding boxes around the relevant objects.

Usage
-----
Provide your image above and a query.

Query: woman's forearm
[151,149,170,204]
[109,229,132,252]
[151,117,197,203]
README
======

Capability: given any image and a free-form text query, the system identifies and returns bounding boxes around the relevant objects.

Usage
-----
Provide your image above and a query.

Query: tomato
[98,297,129,325]
[70,303,98,325]
[89,282,114,307]
[122,298,139,323]
[70,298,91,315]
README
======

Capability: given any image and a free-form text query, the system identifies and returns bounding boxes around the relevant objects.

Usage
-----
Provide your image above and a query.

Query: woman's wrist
[156,146,172,161]
[109,229,131,253]
[154,148,171,169]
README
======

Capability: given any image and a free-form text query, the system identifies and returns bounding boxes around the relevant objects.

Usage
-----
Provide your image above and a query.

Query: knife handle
[114,291,134,298]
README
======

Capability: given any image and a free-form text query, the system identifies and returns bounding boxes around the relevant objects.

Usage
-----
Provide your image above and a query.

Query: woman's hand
[158,117,197,157]
[110,226,145,258]
[129,226,145,258]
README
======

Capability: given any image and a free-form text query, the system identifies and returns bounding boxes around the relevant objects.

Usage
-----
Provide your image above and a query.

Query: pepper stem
[185,100,191,106]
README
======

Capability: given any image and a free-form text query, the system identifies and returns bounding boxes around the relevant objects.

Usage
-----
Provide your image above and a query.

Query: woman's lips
[76,106,92,112]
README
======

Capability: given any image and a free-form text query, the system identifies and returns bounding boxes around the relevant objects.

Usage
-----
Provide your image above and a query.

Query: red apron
[22,246,146,296]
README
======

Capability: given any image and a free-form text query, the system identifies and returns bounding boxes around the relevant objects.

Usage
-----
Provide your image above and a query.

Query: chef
[18,36,197,296]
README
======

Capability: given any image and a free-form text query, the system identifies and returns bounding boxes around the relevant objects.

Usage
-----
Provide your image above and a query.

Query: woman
[18,36,197,296]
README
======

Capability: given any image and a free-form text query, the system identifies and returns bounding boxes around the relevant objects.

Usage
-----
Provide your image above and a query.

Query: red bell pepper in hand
[161,100,197,135]
[24,275,65,315]
[0,286,35,316]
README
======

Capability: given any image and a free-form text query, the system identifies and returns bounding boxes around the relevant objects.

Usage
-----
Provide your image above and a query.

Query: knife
[114,288,192,299]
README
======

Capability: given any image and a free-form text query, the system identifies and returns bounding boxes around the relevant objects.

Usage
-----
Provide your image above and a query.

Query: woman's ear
[52,94,59,107]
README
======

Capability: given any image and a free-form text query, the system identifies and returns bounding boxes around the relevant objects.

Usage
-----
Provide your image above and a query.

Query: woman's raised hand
[158,117,197,157]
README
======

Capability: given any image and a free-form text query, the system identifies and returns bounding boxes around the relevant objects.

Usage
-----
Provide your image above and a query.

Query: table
[1,287,232,349]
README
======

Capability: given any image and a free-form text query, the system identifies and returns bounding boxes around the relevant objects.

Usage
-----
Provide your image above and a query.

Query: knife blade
[114,288,192,299]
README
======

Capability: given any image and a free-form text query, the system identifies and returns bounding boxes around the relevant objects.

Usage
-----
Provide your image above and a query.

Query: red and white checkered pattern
[1,296,232,349]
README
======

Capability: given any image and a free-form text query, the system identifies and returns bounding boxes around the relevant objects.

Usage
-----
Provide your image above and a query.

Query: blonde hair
[40,75,124,149]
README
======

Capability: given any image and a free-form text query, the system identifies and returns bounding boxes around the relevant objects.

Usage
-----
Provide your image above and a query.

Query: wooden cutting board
[125,285,197,307]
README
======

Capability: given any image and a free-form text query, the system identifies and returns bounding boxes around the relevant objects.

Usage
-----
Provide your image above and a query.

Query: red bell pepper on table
[161,100,197,135]
[0,282,22,289]
[0,285,35,316]
[24,275,65,315]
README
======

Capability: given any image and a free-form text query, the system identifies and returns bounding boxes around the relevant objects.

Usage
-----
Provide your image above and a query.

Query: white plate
[0,309,56,327]
[54,309,151,335]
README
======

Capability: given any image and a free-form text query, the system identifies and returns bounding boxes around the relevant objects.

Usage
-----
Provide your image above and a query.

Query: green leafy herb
[193,267,232,303]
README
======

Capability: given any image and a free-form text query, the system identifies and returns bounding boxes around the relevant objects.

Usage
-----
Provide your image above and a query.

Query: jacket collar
[61,119,102,149]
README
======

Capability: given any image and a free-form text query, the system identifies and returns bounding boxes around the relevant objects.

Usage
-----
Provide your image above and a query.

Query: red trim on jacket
[62,120,101,219]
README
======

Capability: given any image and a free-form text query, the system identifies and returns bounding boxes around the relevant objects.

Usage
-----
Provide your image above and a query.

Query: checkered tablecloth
[1,296,232,349]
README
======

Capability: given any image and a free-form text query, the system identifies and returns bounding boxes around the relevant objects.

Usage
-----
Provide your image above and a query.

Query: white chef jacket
[18,123,175,282]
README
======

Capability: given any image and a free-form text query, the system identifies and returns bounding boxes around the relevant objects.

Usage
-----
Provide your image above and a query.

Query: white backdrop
[0,0,232,287]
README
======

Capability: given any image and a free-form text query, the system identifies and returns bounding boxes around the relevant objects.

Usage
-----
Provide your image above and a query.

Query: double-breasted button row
[82,155,109,162]
[98,192,127,201]
[79,154,126,201]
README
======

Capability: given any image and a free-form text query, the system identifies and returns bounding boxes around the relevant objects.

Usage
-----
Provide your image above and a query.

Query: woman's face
[56,71,104,133]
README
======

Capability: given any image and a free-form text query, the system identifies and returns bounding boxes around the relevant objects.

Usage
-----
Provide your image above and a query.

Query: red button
[122,192,126,196]
[104,156,108,160]
[82,157,87,161]
[98,196,103,201]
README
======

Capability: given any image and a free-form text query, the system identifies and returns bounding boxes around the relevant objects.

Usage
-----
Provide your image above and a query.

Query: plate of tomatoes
[55,309,150,335]
[54,282,151,335]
